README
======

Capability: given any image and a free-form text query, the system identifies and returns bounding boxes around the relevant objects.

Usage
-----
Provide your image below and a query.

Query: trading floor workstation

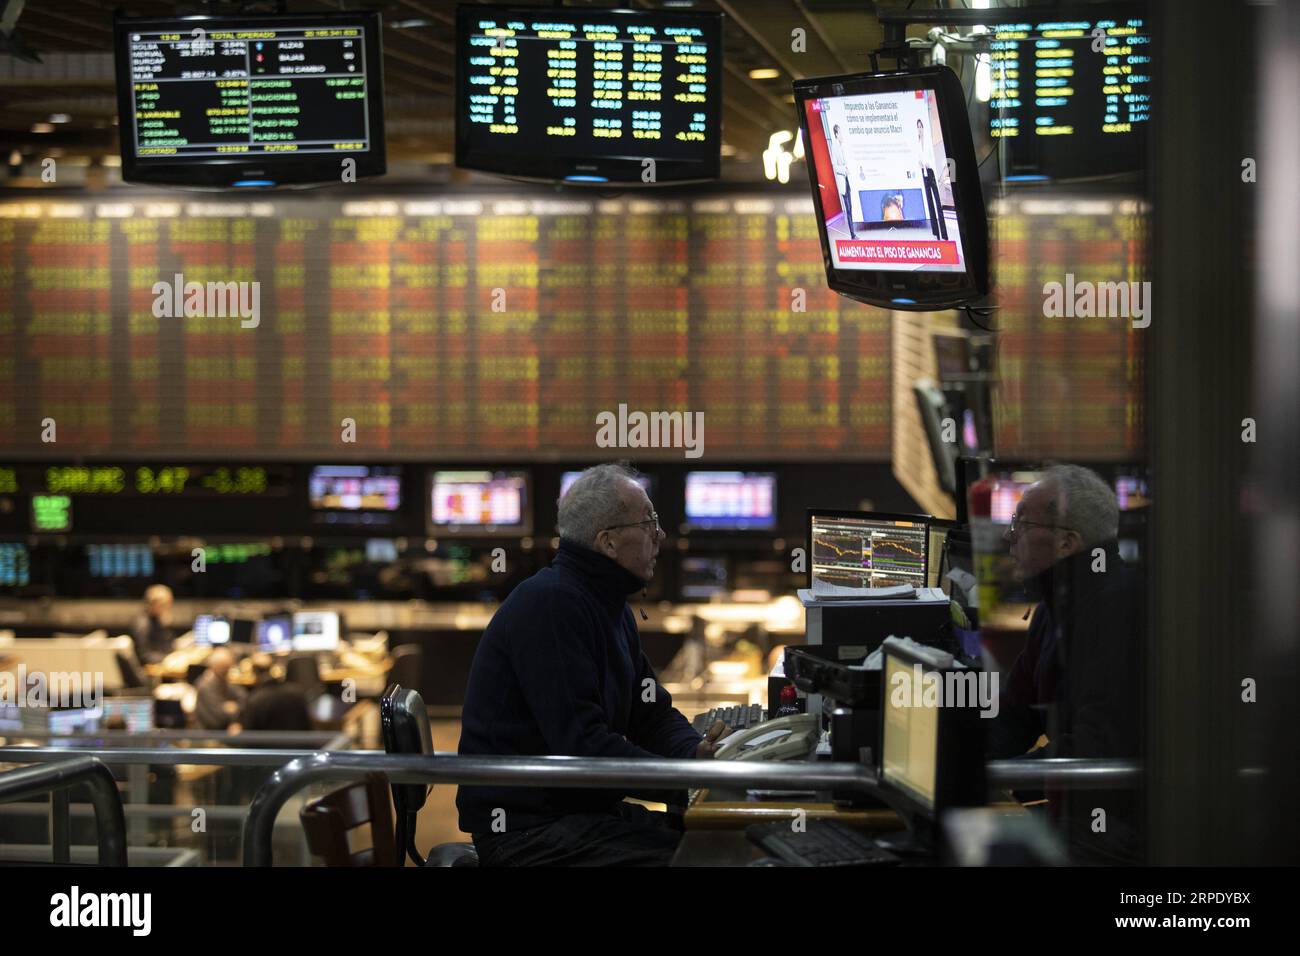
[0,0,1294,881]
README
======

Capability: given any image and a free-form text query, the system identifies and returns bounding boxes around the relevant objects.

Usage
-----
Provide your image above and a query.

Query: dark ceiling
[0,0,908,184]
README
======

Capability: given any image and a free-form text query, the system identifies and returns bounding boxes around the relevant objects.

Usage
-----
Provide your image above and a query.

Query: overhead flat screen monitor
[309,465,402,511]
[684,472,776,531]
[456,5,723,184]
[292,610,340,652]
[680,556,729,600]
[430,470,531,535]
[560,470,652,502]
[985,8,1151,180]
[809,510,929,590]
[113,11,386,187]
[794,66,988,311]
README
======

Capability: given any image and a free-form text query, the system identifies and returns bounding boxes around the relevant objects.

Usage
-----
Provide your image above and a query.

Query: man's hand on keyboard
[695,719,732,759]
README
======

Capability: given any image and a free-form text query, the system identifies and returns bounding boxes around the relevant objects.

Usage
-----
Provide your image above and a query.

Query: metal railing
[0,745,1143,866]
[241,752,1143,866]
[0,756,127,866]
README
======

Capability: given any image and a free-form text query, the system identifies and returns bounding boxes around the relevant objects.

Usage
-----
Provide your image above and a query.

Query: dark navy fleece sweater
[456,539,703,834]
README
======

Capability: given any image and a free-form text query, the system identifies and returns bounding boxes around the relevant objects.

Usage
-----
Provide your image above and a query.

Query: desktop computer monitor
[257,614,293,651]
[926,521,957,590]
[101,697,156,733]
[684,472,776,531]
[808,510,929,590]
[679,556,729,600]
[193,614,231,646]
[877,637,985,840]
[292,610,341,652]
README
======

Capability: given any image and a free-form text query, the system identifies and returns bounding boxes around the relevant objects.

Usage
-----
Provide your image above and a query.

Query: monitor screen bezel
[454,4,724,186]
[793,65,989,311]
[113,10,387,187]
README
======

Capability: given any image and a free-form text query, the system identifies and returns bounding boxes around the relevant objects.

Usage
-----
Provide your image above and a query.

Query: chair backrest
[385,644,424,694]
[380,683,433,866]
[285,654,324,699]
[300,773,397,867]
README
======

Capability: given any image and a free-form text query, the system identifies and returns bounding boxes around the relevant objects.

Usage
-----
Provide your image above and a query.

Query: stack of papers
[810,580,917,600]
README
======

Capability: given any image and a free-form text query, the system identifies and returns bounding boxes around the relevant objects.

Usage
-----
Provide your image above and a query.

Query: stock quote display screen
[0,196,889,459]
[457,7,721,181]
[988,14,1151,178]
[123,23,375,160]
[988,193,1146,458]
[811,514,928,589]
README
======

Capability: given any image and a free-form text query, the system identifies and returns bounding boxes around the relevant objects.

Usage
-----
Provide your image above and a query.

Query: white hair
[1041,464,1119,547]
[557,462,643,547]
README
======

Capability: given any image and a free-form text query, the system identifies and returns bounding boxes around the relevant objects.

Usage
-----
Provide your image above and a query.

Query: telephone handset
[713,714,821,762]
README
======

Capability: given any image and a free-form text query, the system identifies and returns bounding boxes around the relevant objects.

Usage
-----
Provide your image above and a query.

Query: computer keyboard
[692,703,766,735]
[745,819,901,868]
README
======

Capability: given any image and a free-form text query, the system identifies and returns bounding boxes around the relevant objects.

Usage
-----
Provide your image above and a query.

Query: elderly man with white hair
[457,462,728,867]
[989,464,1143,864]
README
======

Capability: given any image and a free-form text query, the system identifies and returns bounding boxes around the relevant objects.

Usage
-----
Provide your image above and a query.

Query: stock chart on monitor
[811,512,929,590]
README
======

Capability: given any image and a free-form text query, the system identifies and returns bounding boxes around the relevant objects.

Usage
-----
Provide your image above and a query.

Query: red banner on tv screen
[834,239,960,265]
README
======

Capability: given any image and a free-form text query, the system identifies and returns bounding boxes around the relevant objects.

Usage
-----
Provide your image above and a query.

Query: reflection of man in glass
[830,123,856,238]
[916,118,948,240]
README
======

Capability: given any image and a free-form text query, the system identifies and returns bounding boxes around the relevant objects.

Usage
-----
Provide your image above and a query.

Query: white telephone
[713,714,820,762]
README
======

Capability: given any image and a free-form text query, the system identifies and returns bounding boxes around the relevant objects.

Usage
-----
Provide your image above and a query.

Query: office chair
[285,654,325,702]
[385,644,423,694]
[380,684,477,867]
[300,773,397,867]
[115,652,147,690]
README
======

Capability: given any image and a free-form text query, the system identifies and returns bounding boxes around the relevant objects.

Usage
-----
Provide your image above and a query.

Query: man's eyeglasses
[602,512,660,534]
[1007,513,1074,537]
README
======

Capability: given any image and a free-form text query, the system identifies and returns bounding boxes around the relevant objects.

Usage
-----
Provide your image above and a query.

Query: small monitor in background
[309,465,402,511]
[229,618,256,645]
[560,471,652,502]
[988,472,1044,523]
[429,470,531,535]
[680,556,729,600]
[809,510,929,591]
[1115,475,1150,511]
[927,523,953,590]
[292,610,340,652]
[932,332,972,380]
[101,697,155,733]
[87,544,155,579]
[0,543,31,588]
[48,705,102,735]
[257,614,293,651]
[684,472,776,531]
[0,703,22,731]
[365,538,399,563]
[794,65,988,311]
[193,614,230,646]
[914,380,957,494]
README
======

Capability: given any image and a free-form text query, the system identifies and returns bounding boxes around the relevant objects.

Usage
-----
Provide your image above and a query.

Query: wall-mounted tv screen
[113,11,386,187]
[560,470,652,502]
[795,66,988,310]
[429,470,531,535]
[309,465,402,511]
[456,5,722,184]
[684,471,776,531]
